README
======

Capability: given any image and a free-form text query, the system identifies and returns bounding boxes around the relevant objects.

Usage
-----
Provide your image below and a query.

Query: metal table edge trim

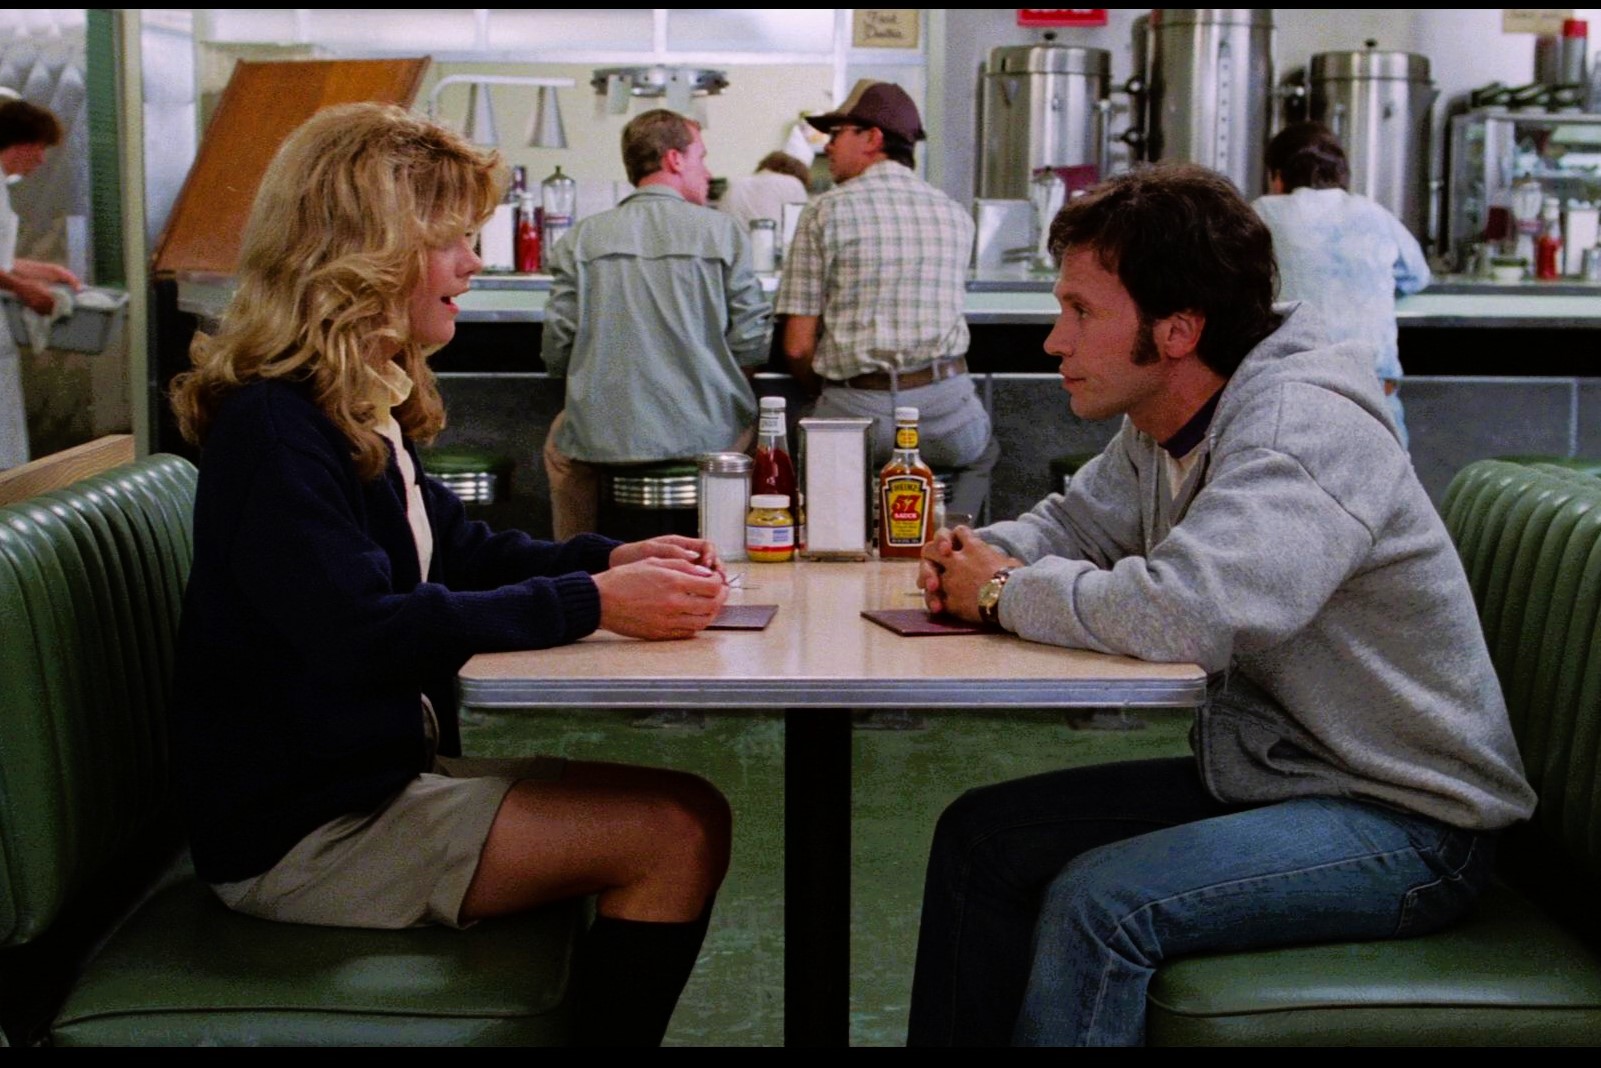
[458,677,1209,710]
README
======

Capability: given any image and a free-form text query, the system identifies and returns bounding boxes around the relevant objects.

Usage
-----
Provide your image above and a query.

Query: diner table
[457,558,1209,1046]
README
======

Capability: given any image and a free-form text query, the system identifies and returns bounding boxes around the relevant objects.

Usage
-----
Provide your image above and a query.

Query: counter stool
[596,461,699,543]
[1050,451,1102,495]
[1494,454,1601,478]
[421,447,514,505]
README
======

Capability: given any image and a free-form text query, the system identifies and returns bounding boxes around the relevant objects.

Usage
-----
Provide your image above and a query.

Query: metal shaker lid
[1311,50,1431,82]
[987,44,1111,77]
[697,451,753,474]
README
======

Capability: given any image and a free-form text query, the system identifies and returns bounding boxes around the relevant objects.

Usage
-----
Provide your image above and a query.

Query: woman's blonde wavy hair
[170,102,504,479]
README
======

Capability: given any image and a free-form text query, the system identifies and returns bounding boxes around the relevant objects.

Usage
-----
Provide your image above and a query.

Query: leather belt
[843,357,968,391]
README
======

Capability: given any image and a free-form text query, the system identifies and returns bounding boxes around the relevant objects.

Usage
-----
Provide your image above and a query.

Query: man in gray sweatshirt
[906,164,1535,1047]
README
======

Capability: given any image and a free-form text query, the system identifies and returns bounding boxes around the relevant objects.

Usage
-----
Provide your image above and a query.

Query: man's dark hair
[877,129,915,169]
[1265,121,1349,192]
[0,99,62,151]
[1048,162,1282,377]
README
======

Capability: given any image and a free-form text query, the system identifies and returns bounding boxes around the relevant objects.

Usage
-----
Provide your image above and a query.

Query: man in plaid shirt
[775,80,998,520]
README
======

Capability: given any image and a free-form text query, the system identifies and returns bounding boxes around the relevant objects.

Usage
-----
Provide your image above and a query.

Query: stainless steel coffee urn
[1143,9,1276,196]
[1308,49,1436,242]
[978,44,1112,200]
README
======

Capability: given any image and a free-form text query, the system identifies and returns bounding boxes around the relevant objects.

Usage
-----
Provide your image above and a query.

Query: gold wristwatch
[976,567,1016,627]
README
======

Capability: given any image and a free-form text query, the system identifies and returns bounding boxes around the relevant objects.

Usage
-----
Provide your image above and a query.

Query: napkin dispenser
[799,417,872,560]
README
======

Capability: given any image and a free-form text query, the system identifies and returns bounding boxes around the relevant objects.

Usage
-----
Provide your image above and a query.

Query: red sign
[890,493,923,522]
[1018,9,1108,27]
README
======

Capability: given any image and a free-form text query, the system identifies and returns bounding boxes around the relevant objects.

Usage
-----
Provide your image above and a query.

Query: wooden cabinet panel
[151,58,428,277]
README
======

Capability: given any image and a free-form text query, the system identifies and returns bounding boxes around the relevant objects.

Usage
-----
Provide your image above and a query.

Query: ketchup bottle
[1536,195,1563,281]
[518,197,541,273]
[752,396,798,544]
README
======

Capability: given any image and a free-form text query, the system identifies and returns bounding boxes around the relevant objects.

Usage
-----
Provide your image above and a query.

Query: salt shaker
[1583,246,1601,283]
[697,452,753,562]
[749,219,778,273]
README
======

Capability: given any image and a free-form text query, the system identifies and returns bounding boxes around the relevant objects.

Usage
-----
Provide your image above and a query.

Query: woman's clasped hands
[595,535,729,640]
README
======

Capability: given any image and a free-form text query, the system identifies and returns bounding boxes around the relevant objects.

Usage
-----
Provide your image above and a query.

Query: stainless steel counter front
[176,268,1601,330]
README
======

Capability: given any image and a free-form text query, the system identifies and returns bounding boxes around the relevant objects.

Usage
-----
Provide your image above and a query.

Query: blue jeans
[906,757,1496,1046]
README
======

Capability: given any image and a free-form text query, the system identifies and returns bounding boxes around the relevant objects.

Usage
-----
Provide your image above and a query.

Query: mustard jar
[746,494,795,563]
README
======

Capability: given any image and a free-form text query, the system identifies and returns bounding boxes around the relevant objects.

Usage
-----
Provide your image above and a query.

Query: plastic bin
[1,287,130,354]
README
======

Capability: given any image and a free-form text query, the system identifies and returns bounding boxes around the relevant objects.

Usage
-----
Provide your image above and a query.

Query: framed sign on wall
[852,10,920,49]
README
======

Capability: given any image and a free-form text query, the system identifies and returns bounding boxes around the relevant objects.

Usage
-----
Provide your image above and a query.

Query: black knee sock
[572,902,715,1047]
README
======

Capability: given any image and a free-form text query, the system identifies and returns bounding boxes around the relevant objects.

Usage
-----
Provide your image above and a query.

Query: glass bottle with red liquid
[752,396,799,549]
[517,194,541,273]
[1536,196,1564,281]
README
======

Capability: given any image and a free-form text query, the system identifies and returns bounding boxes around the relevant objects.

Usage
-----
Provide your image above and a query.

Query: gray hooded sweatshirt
[982,302,1535,831]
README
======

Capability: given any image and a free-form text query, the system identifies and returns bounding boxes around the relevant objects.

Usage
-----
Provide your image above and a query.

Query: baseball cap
[804,79,926,143]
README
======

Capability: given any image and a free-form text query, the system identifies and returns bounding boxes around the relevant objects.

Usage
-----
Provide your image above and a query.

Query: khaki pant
[542,409,754,542]
[211,753,567,930]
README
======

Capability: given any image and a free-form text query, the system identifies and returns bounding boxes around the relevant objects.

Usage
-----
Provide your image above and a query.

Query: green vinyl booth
[0,454,584,1046]
[1493,455,1601,478]
[1145,460,1601,1045]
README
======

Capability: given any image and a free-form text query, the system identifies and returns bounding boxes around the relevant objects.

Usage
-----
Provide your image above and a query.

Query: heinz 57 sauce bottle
[878,407,934,558]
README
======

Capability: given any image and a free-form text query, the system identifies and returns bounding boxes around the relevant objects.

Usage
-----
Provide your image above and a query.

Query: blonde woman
[169,103,730,1047]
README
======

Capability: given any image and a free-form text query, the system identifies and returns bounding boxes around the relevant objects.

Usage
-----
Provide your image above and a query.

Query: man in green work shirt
[541,109,773,539]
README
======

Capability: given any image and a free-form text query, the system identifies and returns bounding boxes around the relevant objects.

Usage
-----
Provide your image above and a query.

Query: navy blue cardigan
[171,380,618,883]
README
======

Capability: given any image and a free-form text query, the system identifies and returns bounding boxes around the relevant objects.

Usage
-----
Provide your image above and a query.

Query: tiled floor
[459,705,1194,1047]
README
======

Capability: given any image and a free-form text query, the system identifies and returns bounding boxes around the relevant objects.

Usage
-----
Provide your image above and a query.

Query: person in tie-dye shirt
[1253,122,1431,449]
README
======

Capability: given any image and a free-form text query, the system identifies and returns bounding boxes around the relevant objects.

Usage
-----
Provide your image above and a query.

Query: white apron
[0,168,29,469]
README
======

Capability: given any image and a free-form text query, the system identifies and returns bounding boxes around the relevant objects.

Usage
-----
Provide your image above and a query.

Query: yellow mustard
[745,494,795,563]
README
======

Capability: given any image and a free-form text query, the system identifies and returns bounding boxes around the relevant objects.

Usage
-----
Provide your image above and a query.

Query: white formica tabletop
[457,559,1208,712]
[457,557,1206,1047]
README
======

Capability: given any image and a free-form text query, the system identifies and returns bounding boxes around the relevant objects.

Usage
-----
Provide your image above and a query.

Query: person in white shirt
[1252,121,1430,449]
[716,150,810,229]
[0,97,83,469]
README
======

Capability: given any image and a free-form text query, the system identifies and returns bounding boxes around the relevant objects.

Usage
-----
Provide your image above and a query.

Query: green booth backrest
[0,455,197,948]
[1441,460,1601,894]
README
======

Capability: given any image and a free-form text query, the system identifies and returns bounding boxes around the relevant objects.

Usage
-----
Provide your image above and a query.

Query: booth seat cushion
[3,453,588,1046]
[1145,461,1601,1046]
[51,880,585,1047]
[1146,882,1601,1046]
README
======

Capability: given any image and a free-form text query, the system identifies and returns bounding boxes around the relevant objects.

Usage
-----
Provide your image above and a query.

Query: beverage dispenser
[540,165,577,263]
[1308,48,1436,243]
[1142,9,1276,196]
[978,44,1112,200]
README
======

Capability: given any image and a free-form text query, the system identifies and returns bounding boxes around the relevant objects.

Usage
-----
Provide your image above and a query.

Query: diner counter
[174,269,1601,330]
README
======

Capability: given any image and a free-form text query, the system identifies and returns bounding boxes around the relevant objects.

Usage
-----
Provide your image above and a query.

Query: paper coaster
[709,604,779,630]
[860,608,988,636]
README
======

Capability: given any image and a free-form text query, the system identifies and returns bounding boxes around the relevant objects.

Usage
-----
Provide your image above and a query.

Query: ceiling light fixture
[426,74,577,149]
